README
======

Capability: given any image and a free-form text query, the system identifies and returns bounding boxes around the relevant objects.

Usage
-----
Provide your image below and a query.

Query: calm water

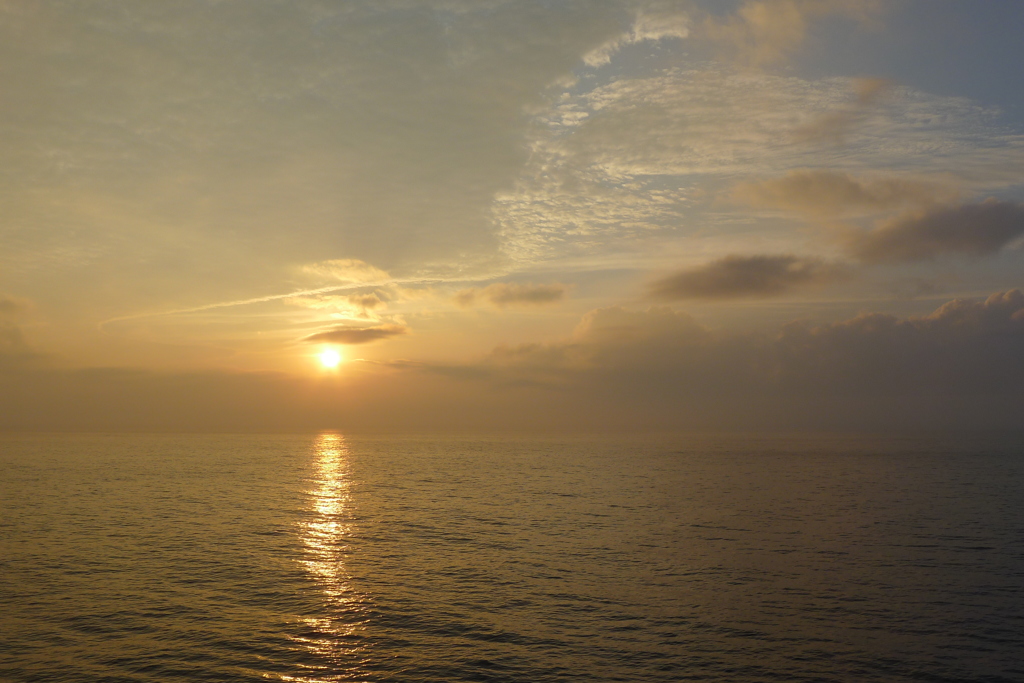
[1,434,1022,682]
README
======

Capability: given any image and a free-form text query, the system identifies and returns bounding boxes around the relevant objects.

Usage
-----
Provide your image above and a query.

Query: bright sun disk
[318,348,342,369]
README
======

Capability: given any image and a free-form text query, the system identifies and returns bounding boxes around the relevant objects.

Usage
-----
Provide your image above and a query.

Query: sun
[318,348,342,369]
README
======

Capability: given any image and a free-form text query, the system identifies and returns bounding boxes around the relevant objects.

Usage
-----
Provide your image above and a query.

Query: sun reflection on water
[284,432,369,682]
[303,433,354,601]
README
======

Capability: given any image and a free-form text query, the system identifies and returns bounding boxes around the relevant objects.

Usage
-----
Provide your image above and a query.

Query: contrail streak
[96,277,478,329]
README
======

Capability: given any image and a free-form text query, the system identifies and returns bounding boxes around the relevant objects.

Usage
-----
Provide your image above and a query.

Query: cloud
[302,259,391,284]
[0,294,35,367]
[0,1,628,326]
[302,323,408,345]
[583,8,690,67]
[461,290,1024,398]
[454,282,567,308]
[0,293,31,317]
[0,322,28,355]
[287,292,387,319]
[494,65,1024,262]
[438,305,712,387]
[648,255,849,299]
[425,289,1024,430]
[4,292,1024,432]
[852,199,1024,263]
[702,0,882,67]
[578,1,882,83]
[732,169,959,217]
[772,289,1024,394]
[794,77,891,144]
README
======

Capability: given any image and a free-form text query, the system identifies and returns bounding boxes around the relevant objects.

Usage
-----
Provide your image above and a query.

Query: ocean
[1,433,1022,682]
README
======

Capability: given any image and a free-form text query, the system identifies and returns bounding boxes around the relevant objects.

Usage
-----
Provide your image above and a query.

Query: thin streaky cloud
[98,276,489,328]
[303,324,408,345]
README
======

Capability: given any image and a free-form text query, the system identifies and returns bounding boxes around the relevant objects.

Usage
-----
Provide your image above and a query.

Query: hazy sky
[2,0,1024,432]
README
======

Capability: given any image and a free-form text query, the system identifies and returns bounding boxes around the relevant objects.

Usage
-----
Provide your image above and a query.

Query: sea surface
[1,433,1022,682]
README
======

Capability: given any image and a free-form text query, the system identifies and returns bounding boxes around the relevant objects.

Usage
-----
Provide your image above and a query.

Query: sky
[2,0,1024,433]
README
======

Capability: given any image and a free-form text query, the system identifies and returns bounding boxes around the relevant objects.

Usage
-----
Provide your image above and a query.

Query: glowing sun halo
[318,348,342,369]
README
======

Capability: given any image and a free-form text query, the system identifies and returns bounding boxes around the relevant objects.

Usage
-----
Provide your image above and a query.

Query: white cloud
[583,7,690,67]
[493,67,1024,263]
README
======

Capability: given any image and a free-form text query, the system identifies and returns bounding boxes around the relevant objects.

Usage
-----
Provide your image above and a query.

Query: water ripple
[1,434,1022,681]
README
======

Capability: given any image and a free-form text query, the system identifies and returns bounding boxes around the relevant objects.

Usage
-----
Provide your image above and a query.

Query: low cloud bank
[425,290,1024,430]
[3,291,1024,433]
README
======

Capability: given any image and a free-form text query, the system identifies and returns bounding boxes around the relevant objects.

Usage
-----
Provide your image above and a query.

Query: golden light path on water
[280,433,369,682]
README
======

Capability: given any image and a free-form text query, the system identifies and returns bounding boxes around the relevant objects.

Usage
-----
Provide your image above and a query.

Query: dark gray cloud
[732,169,958,216]
[448,289,1024,397]
[772,289,1024,394]
[303,324,408,345]
[427,290,1024,430]
[648,255,849,299]
[853,199,1024,263]
[454,282,567,308]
